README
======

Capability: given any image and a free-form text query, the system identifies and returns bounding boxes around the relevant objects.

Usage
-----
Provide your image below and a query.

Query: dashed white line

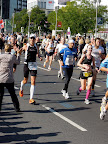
[42,105,87,132]
[37,66,50,71]
[71,77,101,88]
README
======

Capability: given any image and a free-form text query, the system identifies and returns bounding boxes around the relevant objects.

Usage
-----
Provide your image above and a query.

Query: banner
[0,19,4,29]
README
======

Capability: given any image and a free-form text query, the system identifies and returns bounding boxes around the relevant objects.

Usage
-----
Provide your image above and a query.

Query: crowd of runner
[0,32,108,121]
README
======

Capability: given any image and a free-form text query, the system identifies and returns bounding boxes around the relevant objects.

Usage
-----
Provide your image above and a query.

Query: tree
[14,9,28,33]
[47,0,108,34]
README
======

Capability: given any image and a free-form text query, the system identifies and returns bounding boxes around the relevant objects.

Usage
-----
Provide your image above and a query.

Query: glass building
[0,0,27,19]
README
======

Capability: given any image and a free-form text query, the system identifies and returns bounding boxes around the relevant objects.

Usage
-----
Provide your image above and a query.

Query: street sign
[38,26,41,30]
[21,27,24,33]
[57,21,62,27]
[97,17,103,25]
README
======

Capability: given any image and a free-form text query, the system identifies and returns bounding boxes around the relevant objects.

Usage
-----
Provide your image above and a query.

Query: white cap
[68,39,75,44]
[29,34,36,38]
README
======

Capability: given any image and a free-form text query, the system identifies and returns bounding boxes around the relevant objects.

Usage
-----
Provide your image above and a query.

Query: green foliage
[13,6,50,34]
[47,0,108,34]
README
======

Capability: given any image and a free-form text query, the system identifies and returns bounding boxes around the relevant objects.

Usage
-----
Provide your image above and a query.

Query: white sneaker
[61,89,66,97]
[91,90,95,96]
[48,66,51,70]
[65,92,69,99]
[84,99,90,104]
[100,106,107,120]
[43,62,46,67]
[101,97,107,107]
[58,71,61,78]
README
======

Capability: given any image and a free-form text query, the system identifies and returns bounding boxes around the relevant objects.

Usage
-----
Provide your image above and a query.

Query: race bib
[65,55,74,65]
[28,62,37,70]
[83,71,92,77]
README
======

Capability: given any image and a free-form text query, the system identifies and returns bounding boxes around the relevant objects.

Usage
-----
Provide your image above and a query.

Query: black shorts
[24,64,37,78]
[46,52,54,56]
[80,71,93,79]
[13,64,17,69]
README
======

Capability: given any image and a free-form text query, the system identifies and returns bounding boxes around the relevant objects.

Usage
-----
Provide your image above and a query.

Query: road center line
[71,77,101,88]
[42,105,87,132]
[37,66,50,71]
[37,65,101,88]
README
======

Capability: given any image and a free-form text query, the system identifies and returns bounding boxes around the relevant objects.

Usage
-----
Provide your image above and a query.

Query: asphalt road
[0,54,108,144]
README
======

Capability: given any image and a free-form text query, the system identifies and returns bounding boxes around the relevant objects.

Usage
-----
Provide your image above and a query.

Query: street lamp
[55,6,59,32]
[27,10,31,38]
[12,13,15,34]
[94,0,101,38]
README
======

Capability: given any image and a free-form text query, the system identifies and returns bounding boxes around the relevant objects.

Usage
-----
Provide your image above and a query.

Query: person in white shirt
[55,37,67,79]
[91,38,105,96]
[43,38,54,70]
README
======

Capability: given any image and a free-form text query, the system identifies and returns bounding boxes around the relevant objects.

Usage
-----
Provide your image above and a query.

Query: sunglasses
[30,37,35,40]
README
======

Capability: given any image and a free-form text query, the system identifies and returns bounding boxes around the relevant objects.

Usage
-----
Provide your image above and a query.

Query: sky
[100,0,108,6]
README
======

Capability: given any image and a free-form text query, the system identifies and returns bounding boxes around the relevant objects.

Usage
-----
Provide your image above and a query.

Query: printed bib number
[28,62,37,70]
[83,71,92,77]
[65,55,74,65]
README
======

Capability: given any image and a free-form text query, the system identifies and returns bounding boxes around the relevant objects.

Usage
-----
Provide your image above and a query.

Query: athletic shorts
[13,64,17,69]
[24,64,37,78]
[46,52,54,56]
[80,71,93,79]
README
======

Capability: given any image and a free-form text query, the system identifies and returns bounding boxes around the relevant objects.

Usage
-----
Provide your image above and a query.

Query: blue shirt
[60,47,77,68]
[100,58,108,87]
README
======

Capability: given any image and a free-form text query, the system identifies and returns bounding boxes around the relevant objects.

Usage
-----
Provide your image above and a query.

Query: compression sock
[30,85,35,100]
[86,90,91,99]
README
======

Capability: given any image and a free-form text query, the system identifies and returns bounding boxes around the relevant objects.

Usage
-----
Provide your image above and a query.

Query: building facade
[27,0,70,15]
[0,0,27,19]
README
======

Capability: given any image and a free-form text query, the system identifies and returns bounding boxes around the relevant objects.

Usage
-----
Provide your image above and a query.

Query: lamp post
[28,10,31,39]
[95,0,101,38]
[12,13,15,34]
[55,6,59,32]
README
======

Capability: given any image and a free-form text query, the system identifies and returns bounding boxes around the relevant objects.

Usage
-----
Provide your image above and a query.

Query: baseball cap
[68,39,75,44]
[29,34,36,39]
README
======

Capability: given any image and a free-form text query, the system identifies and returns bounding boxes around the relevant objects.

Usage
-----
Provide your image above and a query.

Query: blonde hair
[85,38,90,44]
[5,44,11,52]
[79,38,84,45]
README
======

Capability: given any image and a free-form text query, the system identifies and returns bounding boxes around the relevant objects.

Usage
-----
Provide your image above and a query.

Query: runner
[59,39,77,99]
[91,38,105,96]
[19,34,42,104]
[10,36,19,73]
[100,55,108,120]
[55,37,67,79]
[43,38,54,70]
[0,44,21,112]
[77,45,95,104]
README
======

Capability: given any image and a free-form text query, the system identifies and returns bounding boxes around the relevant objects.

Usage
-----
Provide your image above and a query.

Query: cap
[68,39,75,44]
[29,34,36,38]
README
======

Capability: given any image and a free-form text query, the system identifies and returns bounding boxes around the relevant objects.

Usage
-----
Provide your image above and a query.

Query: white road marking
[42,105,87,132]
[37,65,101,88]
[71,77,101,88]
[37,66,50,71]
[14,86,19,90]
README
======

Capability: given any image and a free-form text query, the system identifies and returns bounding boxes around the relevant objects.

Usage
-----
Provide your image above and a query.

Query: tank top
[82,55,93,65]
[25,43,37,63]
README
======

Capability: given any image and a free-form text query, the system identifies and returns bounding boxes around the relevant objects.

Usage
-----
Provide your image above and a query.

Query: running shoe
[61,89,66,97]
[101,97,107,107]
[29,99,35,104]
[61,75,65,80]
[100,106,107,120]
[48,66,51,70]
[76,87,80,95]
[84,99,90,104]
[91,90,95,96]
[58,71,61,78]
[65,92,70,99]
[19,90,23,97]
[43,62,46,67]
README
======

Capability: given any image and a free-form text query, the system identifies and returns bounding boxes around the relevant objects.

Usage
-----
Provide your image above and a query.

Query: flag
[0,19,4,29]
